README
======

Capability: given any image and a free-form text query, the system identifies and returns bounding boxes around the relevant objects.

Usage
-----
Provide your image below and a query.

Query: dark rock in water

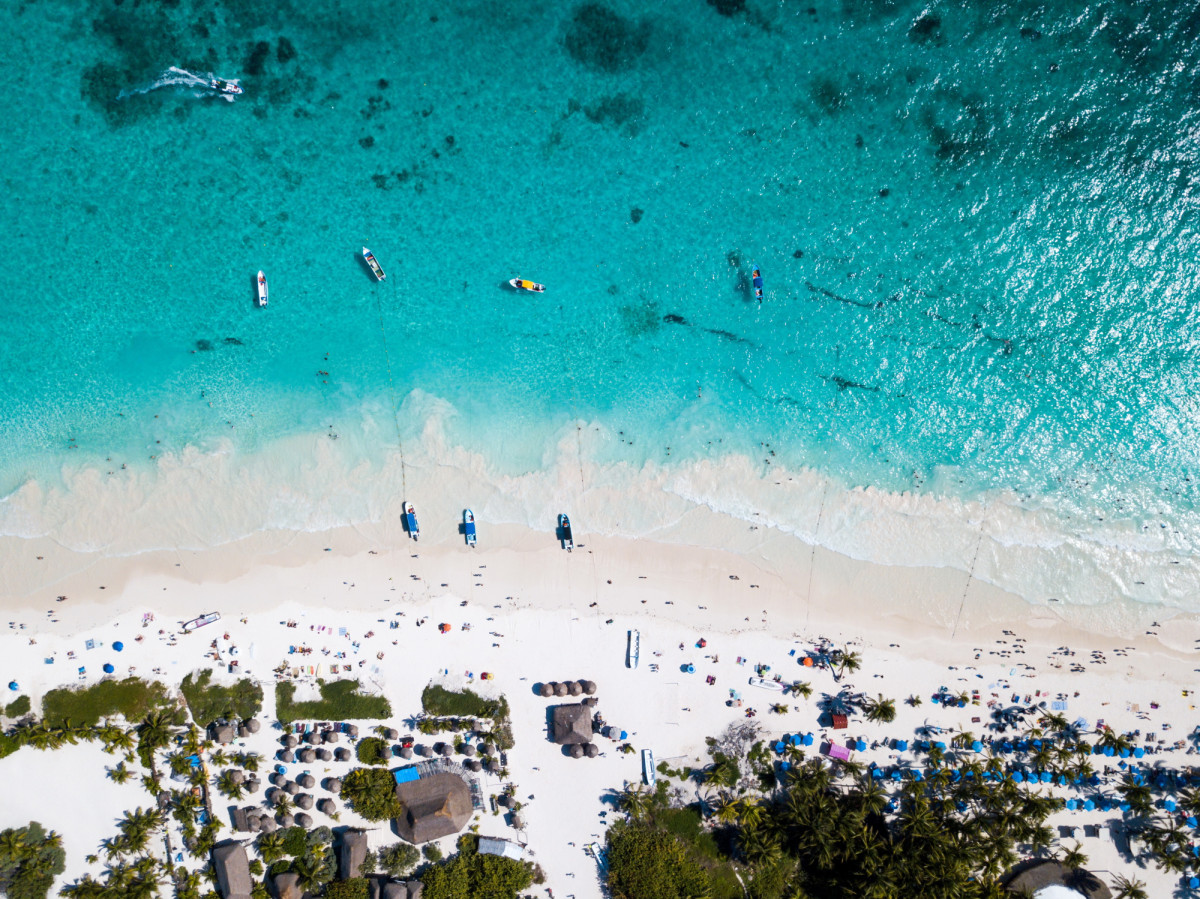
[726,250,742,267]
[378,79,389,89]
[1020,27,1042,40]
[909,13,941,41]
[564,4,648,73]
[793,250,804,258]
[809,75,847,115]
[223,337,243,346]
[607,284,620,295]
[630,207,643,224]
[445,135,455,147]
[195,339,214,352]
[371,174,389,189]
[663,313,688,325]
[584,93,646,135]
[855,134,864,147]
[245,41,270,76]
[878,187,890,197]
[359,135,375,148]
[707,0,745,16]
[192,22,210,39]
[276,37,297,63]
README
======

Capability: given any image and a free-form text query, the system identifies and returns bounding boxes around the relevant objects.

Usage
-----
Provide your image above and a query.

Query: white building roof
[478,837,524,861]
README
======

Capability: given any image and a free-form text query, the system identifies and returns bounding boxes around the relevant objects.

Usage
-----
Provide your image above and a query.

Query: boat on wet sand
[256,271,268,307]
[464,509,477,547]
[362,247,386,281]
[404,502,419,541]
[559,514,573,552]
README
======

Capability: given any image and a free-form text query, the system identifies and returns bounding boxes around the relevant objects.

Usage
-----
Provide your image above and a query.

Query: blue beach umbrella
[780,761,790,771]
[6,682,16,691]
[1190,877,1199,890]
[872,767,883,779]
[1040,772,1052,783]
[1119,747,1131,758]
[791,735,801,747]
[913,769,924,781]
[1012,771,1025,783]
[102,663,114,673]
[685,664,695,674]
[1066,799,1078,810]
[775,742,785,754]
[1166,799,1178,812]
[1104,746,1115,757]
[891,770,902,781]
[1056,775,1067,785]
[856,739,867,751]
[896,740,908,751]
[1188,816,1198,828]
[971,741,984,752]
[802,734,814,746]
[1134,747,1145,759]
[1084,799,1095,811]
[1120,802,1131,812]
[934,741,947,751]
[113,641,123,652]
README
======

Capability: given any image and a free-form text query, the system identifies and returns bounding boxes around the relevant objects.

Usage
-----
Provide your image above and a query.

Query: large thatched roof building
[339,829,370,879]
[551,703,593,744]
[211,841,253,899]
[392,772,473,844]
[1004,860,1112,899]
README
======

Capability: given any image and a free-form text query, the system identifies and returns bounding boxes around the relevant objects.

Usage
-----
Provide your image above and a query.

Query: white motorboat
[642,749,656,786]
[362,247,386,281]
[627,629,640,669]
[256,271,268,307]
[211,78,242,95]
[748,676,785,692]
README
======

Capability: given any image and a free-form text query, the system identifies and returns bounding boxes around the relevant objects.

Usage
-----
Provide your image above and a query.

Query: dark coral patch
[707,0,745,16]
[276,37,297,63]
[564,4,648,73]
[583,93,645,135]
[245,41,270,75]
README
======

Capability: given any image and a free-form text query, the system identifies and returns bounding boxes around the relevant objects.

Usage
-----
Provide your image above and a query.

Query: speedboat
[464,509,477,547]
[509,278,545,293]
[211,78,242,95]
[183,611,221,633]
[363,247,386,281]
[256,271,268,307]
[404,502,419,541]
[748,676,784,692]
[627,630,640,669]
[642,749,656,786]
[751,265,764,303]
[559,513,573,552]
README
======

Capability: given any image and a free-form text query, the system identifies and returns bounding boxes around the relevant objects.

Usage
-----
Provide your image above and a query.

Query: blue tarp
[393,767,420,784]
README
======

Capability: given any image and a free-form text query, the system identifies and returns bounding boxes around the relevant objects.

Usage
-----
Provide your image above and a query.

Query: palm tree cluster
[0,821,65,899]
[60,856,162,899]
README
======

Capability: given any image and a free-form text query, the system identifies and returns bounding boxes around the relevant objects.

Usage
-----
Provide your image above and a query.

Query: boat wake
[118,67,240,102]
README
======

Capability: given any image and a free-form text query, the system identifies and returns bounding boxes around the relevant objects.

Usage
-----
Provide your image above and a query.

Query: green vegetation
[420,835,534,899]
[3,695,31,718]
[325,880,370,899]
[179,669,262,726]
[0,821,66,899]
[339,768,404,821]
[42,677,174,727]
[420,686,513,751]
[355,736,390,766]
[607,822,717,899]
[280,827,309,858]
[423,843,443,862]
[378,842,421,877]
[275,680,390,725]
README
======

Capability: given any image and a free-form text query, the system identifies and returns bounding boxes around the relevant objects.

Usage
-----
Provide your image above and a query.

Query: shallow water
[4,0,1200,612]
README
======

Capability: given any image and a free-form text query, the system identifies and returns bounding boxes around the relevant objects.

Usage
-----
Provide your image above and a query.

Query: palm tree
[1058,841,1087,869]
[790,681,813,700]
[136,711,176,758]
[738,799,764,829]
[291,854,328,893]
[1110,874,1149,899]
[906,694,923,707]
[107,762,134,784]
[216,770,244,800]
[770,703,788,715]
[864,695,897,724]
[710,796,740,825]
[703,758,740,792]
[616,786,652,820]
[256,831,287,864]
[834,649,861,681]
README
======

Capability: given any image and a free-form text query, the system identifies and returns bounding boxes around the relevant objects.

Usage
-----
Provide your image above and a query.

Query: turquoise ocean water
[4,0,1200,614]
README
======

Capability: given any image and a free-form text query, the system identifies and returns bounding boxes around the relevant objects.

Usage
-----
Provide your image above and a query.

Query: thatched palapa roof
[392,772,473,844]
[552,703,593,745]
[211,840,253,899]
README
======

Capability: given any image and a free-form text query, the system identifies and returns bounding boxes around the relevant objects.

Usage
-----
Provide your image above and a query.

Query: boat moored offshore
[362,247,386,281]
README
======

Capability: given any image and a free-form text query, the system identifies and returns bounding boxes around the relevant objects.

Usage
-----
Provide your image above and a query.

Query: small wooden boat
[509,278,545,293]
[256,271,268,307]
[404,502,419,541]
[362,247,386,281]
[559,514,573,552]
[464,509,477,547]
[183,611,221,633]
[751,265,764,303]
[642,749,656,786]
[627,630,640,669]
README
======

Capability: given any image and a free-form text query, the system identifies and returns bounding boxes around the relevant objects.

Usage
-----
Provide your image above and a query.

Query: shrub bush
[42,678,173,727]
[356,737,389,766]
[275,680,390,724]
[179,669,262,726]
[339,768,404,821]
[3,695,31,718]
[378,842,421,877]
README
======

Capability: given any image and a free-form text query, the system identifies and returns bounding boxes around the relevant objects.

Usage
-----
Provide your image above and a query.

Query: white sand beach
[3,502,1200,897]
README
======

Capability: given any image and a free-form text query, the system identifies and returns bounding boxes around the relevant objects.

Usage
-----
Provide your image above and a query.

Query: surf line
[372,284,408,498]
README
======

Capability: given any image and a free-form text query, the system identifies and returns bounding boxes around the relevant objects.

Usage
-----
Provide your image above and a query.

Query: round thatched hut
[334,747,351,762]
[317,798,337,815]
[583,680,597,695]
[414,744,430,757]
[569,743,584,758]
[346,725,359,738]
[464,759,482,772]
[244,718,261,734]
[284,780,300,795]
[238,725,249,739]
[585,743,599,758]
[496,794,511,808]
[462,744,476,757]
[323,730,339,743]
[296,794,313,810]
[298,773,315,788]
[282,734,297,748]
[385,728,399,740]
[304,732,321,745]
[271,791,289,807]
[228,769,245,784]
[299,749,316,763]
[246,777,261,794]
[317,748,332,761]
[277,813,294,828]
[481,742,495,756]
[269,772,285,787]
[554,682,569,697]
[539,683,555,698]
[439,743,454,757]
[277,749,295,763]
[569,681,583,696]
[400,746,413,759]
[511,812,525,829]
[247,816,261,833]
[324,777,342,793]
[295,813,313,828]
[259,817,277,833]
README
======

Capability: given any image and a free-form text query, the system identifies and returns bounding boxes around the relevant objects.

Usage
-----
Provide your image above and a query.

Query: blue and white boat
[559,514,573,552]
[362,247,386,281]
[627,629,640,669]
[642,749,656,786]
[464,509,477,547]
[404,502,419,541]
[751,265,764,303]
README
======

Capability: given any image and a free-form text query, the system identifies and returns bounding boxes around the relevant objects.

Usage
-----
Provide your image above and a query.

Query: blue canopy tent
[1190,877,1199,890]
[1065,799,1078,810]
[890,770,902,781]
[685,664,695,674]
[1134,747,1145,759]
[912,769,924,781]
[780,761,791,771]
[1039,772,1053,783]
[855,739,867,752]
[871,767,883,779]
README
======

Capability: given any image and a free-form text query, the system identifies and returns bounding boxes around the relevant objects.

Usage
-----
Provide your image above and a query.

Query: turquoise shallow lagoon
[4,0,1200,613]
